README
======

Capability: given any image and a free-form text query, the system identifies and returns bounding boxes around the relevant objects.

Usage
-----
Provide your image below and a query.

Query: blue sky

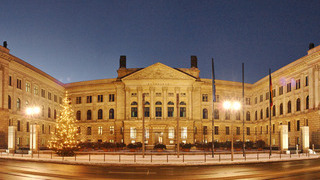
[1,0,320,83]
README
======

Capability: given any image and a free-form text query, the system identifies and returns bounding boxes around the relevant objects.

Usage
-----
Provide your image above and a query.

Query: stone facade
[1,42,320,149]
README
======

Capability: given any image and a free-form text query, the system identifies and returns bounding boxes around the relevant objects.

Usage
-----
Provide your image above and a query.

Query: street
[0,158,320,179]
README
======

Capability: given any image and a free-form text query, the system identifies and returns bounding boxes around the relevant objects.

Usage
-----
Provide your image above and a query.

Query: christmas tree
[49,92,78,156]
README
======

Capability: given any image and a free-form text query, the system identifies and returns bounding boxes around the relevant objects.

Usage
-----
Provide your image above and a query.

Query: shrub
[234,141,243,149]
[135,142,142,148]
[153,144,166,150]
[56,147,76,156]
[180,143,192,149]
[256,140,266,149]
[127,143,137,149]
[245,141,254,149]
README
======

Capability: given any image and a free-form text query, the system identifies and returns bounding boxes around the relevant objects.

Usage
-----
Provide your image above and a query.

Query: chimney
[191,55,198,68]
[309,43,315,50]
[119,55,126,68]
[3,41,7,48]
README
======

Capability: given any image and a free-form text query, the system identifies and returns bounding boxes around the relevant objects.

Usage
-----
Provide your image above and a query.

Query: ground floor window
[168,127,175,139]
[181,127,187,139]
[130,127,137,139]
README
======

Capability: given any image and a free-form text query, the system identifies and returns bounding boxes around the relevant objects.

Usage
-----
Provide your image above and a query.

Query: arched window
[54,109,57,119]
[260,109,263,119]
[225,110,230,120]
[8,95,11,109]
[98,109,103,119]
[214,109,219,119]
[280,103,283,115]
[76,111,81,120]
[246,111,250,121]
[155,101,162,105]
[48,107,51,118]
[255,111,257,120]
[288,101,291,113]
[266,107,269,118]
[272,105,276,116]
[167,101,174,105]
[180,101,186,105]
[296,98,301,111]
[109,109,114,119]
[87,110,92,120]
[203,109,208,119]
[180,101,186,117]
[16,98,21,111]
[131,101,138,117]
[306,96,309,110]
[145,101,150,105]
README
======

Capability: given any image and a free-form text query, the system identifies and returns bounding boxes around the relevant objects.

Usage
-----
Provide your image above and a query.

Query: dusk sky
[1,0,320,84]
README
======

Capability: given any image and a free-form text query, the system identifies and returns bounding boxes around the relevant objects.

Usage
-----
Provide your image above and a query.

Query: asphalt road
[0,158,320,179]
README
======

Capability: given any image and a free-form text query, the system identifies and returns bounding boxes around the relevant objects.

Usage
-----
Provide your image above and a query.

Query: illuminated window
[181,127,187,139]
[130,127,136,139]
[168,127,175,139]
[98,126,103,135]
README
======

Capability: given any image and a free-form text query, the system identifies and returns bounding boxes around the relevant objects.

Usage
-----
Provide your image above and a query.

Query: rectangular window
[42,124,45,134]
[255,127,257,135]
[109,94,115,102]
[17,79,22,89]
[26,82,31,92]
[273,124,275,133]
[41,89,46,98]
[110,126,114,134]
[144,107,150,117]
[54,95,57,102]
[287,83,291,92]
[288,122,291,132]
[48,125,51,134]
[76,97,82,104]
[48,92,52,100]
[266,92,269,100]
[145,128,149,139]
[296,79,301,89]
[266,125,268,134]
[181,127,187,139]
[9,76,12,86]
[272,89,276,97]
[236,127,240,135]
[131,107,138,117]
[155,107,162,117]
[279,86,283,95]
[130,127,137,139]
[87,127,92,135]
[17,120,21,131]
[168,127,175,139]
[203,126,208,135]
[260,95,263,102]
[260,126,263,134]
[246,98,250,105]
[180,107,186,117]
[306,76,309,86]
[167,107,174,117]
[98,126,103,135]
[77,127,81,134]
[202,94,208,102]
[86,96,92,103]
[246,127,250,135]
[98,95,103,102]
[34,86,39,95]
[297,120,300,131]
[26,122,29,132]
[214,126,219,135]
[59,97,62,104]
[226,126,230,135]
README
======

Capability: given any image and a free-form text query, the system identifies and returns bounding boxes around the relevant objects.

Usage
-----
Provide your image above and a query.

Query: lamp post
[223,101,241,161]
[26,106,40,155]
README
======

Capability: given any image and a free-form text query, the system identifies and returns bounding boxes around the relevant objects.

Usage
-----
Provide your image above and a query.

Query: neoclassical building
[1,41,320,150]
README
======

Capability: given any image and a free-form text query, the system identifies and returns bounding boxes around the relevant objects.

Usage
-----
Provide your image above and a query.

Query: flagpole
[211,58,215,158]
[242,63,245,157]
[269,68,272,156]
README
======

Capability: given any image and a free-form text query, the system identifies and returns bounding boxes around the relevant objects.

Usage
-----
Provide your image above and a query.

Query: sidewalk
[0,151,318,166]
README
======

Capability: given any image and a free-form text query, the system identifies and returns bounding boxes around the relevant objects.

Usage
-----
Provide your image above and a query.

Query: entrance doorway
[154,132,163,144]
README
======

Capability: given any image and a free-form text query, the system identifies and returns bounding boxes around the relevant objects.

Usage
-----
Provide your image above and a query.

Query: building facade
[1,42,320,149]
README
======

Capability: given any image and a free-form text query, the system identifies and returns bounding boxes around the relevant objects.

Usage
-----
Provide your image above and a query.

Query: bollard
[204,153,206,162]
[219,154,221,162]
[134,154,136,162]
[244,153,246,161]
[183,154,184,162]
[51,151,53,159]
[280,152,281,159]
[62,155,64,161]
[75,153,76,161]
[167,154,168,163]
[313,144,315,152]
[257,153,259,160]
[89,153,91,161]
[119,154,121,162]
[38,151,39,159]
[290,153,291,158]
[151,153,152,162]
[104,153,106,162]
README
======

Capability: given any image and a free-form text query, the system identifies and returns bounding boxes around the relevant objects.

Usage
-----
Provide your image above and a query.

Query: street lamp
[223,100,241,161]
[26,106,40,156]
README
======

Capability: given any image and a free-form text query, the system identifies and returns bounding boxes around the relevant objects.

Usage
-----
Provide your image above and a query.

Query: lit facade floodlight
[26,107,40,116]
[233,101,241,110]
[223,101,231,110]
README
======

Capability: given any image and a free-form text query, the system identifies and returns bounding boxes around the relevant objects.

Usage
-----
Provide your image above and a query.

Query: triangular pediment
[121,63,196,80]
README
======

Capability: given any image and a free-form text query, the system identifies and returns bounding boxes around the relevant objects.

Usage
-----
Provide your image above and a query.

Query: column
[187,87,192,120]
[301,126,309,151]
[314,67,319,108]
[150,87,155,119]
[309,68,314,109]
[174,87,180,118]
[137,87,142,119]
[279,125,288,151]
[125,87,130,119]
[7,126,16,153]
[163,87,168,119]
